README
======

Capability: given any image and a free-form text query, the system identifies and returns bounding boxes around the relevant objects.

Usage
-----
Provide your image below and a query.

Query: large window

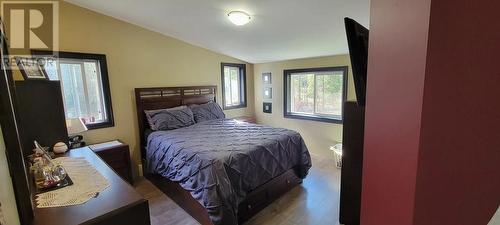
[221,63,247,109]
[284,66,347,123]
[33,51,114,129]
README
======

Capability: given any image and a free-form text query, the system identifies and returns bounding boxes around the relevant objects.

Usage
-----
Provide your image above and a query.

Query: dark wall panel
[15,80,68,156]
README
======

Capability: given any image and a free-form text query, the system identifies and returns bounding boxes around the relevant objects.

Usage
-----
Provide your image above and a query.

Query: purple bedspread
[146,119,311,225]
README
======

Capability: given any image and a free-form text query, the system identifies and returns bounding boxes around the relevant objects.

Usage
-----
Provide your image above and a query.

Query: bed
[135,86,312,225]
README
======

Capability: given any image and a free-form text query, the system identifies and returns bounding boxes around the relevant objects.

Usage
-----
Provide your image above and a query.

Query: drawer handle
[247,204,252,210]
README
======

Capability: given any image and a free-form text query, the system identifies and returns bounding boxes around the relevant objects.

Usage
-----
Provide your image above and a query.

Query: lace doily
[35,157,110,208]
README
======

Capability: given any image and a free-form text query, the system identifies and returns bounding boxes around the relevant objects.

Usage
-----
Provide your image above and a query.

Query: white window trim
[56,58,108,124]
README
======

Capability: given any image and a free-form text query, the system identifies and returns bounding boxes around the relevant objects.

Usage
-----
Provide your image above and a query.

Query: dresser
[32,147,150,225]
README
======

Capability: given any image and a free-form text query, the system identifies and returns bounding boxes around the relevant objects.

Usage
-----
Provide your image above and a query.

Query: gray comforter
[146,119,312,225]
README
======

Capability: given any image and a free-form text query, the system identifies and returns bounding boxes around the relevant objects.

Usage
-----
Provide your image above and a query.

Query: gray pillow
[145,106,195,131]
[189,102,225,123]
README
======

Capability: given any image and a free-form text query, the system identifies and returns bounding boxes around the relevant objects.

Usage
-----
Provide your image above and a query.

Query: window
[284,66,347,123]
[221,63,247,109]
[33,51,114,129]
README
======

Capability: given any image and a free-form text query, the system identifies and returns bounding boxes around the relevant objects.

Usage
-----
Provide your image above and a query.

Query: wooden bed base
[135,86,304,224]
[146,167,302,225]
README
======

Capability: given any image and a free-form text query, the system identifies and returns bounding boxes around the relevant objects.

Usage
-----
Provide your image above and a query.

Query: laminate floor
[134,153,341,225]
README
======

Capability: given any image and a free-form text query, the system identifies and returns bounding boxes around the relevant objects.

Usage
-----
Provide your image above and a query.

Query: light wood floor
[134,154,341,225]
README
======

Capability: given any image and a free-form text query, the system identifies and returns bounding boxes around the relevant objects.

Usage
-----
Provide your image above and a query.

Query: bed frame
[134,86,302,225]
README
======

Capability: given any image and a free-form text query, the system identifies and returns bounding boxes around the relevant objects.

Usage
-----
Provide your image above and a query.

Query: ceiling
[66,0,370,63]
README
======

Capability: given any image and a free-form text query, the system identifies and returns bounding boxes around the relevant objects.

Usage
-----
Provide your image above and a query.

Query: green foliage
[291,73,342,99]
[322,74,343,93]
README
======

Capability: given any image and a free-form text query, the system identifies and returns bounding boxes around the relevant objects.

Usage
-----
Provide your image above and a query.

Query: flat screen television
[345,17,369,106]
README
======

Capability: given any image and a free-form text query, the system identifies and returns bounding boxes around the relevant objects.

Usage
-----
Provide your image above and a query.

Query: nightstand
[89,140,133,184]
[233,116,257,123]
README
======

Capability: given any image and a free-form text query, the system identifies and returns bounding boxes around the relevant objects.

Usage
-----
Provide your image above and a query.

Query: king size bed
[135,86,312,225]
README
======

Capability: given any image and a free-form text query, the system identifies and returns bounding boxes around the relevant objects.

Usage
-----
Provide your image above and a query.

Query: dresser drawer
[237,169,301,222]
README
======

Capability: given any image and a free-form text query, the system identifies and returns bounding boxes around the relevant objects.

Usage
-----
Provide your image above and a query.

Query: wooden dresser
[32,147,150,225]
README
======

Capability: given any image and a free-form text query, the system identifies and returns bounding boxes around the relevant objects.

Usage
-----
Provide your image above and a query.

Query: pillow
[189,102,225,123]
[144,106,195,131]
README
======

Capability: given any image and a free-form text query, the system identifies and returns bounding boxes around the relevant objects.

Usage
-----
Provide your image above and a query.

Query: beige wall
[0,127,21,225]
[42,2,254,176]
[254,55,355,157]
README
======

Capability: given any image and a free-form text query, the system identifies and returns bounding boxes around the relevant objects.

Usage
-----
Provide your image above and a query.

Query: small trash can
[330,143,343,169]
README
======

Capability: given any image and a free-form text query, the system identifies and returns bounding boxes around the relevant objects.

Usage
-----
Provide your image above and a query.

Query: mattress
[146,119,312,225]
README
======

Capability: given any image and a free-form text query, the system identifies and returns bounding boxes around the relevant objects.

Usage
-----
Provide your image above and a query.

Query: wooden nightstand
[89,140,133,184]
[233,116,257,123]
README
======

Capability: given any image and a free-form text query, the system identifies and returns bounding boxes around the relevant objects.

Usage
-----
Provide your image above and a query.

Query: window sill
[85,121,115,130]
[284,113,343,124]
[223,104,247,110]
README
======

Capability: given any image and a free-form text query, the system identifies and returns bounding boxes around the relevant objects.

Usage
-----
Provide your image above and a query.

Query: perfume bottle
[32,141,67,189]
[32,161,46,188]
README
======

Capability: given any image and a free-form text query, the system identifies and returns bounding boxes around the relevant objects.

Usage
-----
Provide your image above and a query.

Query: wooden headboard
[134,86,217,161]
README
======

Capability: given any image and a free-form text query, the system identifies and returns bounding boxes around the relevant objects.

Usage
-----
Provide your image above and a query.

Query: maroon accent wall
[360,0,432,224]
[362,0,500,224]
[414,0,500,224]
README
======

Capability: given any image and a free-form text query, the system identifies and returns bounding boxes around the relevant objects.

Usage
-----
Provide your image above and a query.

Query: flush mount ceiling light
[227,11,251,26]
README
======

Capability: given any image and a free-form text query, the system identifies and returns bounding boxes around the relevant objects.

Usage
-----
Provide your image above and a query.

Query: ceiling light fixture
[228,11,251,26]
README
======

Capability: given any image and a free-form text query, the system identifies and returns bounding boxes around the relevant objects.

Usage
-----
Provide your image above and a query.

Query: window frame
[221,62,247,110]
[32,50,114,130]
[283,66,348,124]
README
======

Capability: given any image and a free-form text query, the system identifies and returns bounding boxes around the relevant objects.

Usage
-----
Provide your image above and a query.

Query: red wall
[362,0,500,224]
[360,0,432,224]
[414,0,500,224]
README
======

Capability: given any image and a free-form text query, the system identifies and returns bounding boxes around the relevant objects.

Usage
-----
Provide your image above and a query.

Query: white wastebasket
[330,143,343,169]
